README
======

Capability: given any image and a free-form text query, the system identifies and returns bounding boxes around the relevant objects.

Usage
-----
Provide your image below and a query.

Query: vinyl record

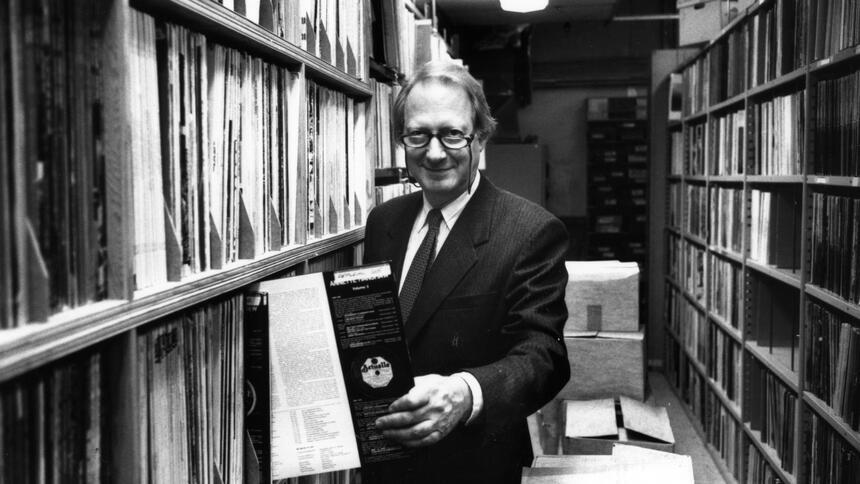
[348,346,404,399]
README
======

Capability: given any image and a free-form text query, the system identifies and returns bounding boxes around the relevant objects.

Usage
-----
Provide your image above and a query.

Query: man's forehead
[404,81,475,123]
[410,78,470,98]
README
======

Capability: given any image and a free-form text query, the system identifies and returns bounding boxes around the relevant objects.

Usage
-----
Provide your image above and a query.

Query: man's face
[403,81,483,208]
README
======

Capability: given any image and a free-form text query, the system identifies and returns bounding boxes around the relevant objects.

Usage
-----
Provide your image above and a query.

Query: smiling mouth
[421,165,453,172]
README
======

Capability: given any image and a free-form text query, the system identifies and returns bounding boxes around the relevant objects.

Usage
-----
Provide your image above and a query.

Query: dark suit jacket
[363,177,570,484]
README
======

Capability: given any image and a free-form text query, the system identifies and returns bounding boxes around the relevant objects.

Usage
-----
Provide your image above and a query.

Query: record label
[360,357,393,388]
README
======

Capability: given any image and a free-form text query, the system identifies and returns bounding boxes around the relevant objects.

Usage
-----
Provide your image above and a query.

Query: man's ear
[475,136,488,153]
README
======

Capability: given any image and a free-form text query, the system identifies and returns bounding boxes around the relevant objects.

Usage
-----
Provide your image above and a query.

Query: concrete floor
[647,371,728,484]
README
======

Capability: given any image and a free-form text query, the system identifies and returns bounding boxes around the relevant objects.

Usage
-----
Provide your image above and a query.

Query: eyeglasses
[401,131,474,150]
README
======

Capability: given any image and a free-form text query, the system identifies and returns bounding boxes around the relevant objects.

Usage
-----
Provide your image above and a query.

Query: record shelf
[654,1,860,483]
[0,0,407,482]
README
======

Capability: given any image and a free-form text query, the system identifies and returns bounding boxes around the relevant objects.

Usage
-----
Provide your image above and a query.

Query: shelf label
[815,177,827,184]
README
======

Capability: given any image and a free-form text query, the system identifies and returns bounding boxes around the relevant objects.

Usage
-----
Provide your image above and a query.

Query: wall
[511,20,666,217]
[516,86,640,217]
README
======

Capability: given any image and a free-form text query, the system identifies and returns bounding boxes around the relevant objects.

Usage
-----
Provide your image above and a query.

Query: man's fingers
[374,407,426,430]
[381,418,437,442]
[374,374,472,447]
[401,430,444,448]
[387,385,431,412]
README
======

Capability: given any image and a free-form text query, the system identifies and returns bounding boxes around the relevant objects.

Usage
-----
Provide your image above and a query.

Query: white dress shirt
[399,172,484,424]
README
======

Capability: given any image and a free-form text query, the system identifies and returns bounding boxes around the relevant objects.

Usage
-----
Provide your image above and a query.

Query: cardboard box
[677,0,757,46]
[677,0,723,45]
[564,260,639,332]
[526,447,693,484]
[561,397,675,455]
[557,327,645,401]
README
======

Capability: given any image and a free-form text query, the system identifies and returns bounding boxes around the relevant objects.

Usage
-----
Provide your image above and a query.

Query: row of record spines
[368,79,404,170]
[745,0,808,90]
[0,6,376,329]
[672,93,803,177]
[677,183,741,249]
[372,0,420,78]
[683,240,706,303]
[667,285,707,364]
[683,0,806,109]
[684,184,708,240]
[305,79,370,240]
[667,234,744,331]
[210,0,367,79]
[0,0,110,328]
[744,440,784,484]
[805,411,860,484]
[747,270,799,359]
[709,109,746,176]
[664,234,700,300]
[809,192,860,304]
[281,469,358,484]
[137,293,245,484]
[702,384,742,478]
[682,57,708,117]
[813,71,860,177]
[664,337,742,480]
[668,182,683,229]
[0,250,357,483]
[811,0,860,62]
[804,300,860,431]
[667,228,800,350]
[751,90,804,176]
[708,254,743,330]
[667,233,682,282]
[0,347,105,484]
[681,0,860,112]
[684,123,706,175]
[709,186,743,254]
[669,142,860,275]
[706,321,742,403]
[666,284,741,404]
[677,74,860,178]
[374,182,418,207]
[0,290,248,483]
[749,188,802,271]
[746,355,797,474]
[670,131,684,175]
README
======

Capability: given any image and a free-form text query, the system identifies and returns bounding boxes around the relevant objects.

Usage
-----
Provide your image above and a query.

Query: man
[363,60,569,483]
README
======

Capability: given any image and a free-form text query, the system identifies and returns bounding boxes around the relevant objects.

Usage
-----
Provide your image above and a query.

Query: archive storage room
[0,0,857,483]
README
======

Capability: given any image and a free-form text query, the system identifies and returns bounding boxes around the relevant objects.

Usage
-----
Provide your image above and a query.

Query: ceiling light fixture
[500,0,549,13]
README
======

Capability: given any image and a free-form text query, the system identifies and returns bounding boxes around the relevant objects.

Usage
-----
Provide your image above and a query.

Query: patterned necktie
[399,209,443,323]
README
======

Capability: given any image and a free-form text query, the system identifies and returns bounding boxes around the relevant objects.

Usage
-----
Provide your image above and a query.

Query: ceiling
[429,0,620,26]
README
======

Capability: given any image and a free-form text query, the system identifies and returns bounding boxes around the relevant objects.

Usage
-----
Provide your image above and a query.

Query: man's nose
[425,136,447,161]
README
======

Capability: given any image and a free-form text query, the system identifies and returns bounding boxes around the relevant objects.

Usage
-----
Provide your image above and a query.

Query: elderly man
[363,60,570,483]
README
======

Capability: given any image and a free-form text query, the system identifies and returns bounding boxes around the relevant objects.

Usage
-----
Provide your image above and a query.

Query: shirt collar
[418,171,481,230]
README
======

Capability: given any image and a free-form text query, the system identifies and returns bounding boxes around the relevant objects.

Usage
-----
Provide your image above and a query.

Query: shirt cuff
[452,371,483,425]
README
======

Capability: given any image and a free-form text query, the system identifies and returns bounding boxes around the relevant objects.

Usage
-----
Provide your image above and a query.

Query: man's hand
[374,374,473,447]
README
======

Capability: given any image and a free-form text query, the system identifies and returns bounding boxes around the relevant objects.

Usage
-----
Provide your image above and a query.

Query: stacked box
[561,397,675,455]
[564,260,638,332]
[558,327,645,401]
[561,261,644,401]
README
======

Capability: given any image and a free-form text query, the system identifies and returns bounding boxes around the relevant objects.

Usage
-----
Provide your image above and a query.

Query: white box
[557,327,646,401]
[564,260,639,333]
[677,0,723,46]
[562,397,676,455]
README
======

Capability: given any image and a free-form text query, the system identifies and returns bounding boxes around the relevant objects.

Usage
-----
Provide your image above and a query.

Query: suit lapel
[404,179,497,343]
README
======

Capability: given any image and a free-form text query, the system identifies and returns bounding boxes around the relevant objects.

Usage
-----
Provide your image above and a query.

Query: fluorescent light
[500,0,548,13]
